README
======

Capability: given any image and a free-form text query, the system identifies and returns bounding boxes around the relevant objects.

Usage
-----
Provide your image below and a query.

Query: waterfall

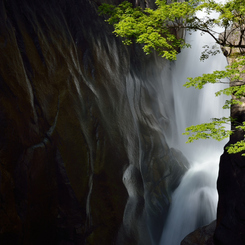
[159,9,229,245]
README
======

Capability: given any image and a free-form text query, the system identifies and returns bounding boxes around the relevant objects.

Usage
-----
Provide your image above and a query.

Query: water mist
[160,10,230,245]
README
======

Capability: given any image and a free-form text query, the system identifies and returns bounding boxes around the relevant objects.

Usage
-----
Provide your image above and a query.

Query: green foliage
[183,117,233,142]
[99,0,196,60]
[227,140,245,156]
[99,0,245,59]
[184,56,245,90]
[222,99,242,110]
[226,121,245,155]
[98,0,245,155]
[184,54,245,155]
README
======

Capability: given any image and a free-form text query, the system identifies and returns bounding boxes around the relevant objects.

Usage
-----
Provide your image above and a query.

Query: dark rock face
[214,137,245,245]
[214,39,245,245]
[0,0,188,244]
[181,220,216,245]
[214,152,245,245]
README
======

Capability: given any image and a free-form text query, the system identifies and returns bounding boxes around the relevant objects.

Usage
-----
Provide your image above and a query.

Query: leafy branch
[98,0,245,155]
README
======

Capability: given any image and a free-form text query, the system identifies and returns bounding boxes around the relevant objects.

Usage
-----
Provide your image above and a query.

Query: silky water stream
[159,20,229,245]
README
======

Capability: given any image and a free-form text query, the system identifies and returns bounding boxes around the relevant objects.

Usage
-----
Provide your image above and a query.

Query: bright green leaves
[183,53,245,155]
[226,122,245,155]
[98,0,245,155]
[184,70,228,89]
[184,118,245,156]
[99,1,194,60]
[183,117,232,143]
[184,55,245,92]
[217,0,245,26]
[222,99,242,109]
[98,0,245,59]
[194,0,245,29]
[155,0,194,20]
[227,140,245,156]
[216,85,245,100]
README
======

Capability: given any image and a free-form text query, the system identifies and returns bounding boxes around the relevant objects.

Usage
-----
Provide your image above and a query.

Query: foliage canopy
[98,0,245,155]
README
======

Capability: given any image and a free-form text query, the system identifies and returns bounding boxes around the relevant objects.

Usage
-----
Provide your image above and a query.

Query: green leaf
[183,117,232,143]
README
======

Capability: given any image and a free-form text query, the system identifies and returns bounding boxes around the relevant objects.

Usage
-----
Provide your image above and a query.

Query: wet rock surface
[0,0,187,244]
[214,146,245,245]
[181,220,216,245]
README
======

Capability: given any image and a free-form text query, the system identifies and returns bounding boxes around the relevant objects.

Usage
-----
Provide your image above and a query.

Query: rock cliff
[0,0,187,244]
[214,36,245,245]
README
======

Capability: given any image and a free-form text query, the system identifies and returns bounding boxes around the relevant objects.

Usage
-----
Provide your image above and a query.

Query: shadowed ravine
[0,0,188,244]
[1,0,245,244]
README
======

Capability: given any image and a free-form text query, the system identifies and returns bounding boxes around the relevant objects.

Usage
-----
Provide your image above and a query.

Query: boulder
[181,220,216,245]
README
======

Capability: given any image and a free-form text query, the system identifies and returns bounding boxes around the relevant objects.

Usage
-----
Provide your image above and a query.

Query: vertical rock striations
[0,0,187,244]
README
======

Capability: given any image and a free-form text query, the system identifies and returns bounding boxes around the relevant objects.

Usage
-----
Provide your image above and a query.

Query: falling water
[160,7,229,245]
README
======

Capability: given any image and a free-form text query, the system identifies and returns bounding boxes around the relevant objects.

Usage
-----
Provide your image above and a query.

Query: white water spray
[160,6,230,245]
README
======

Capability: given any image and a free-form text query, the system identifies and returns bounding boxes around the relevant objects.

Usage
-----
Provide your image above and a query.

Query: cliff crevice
[0,0,188,244]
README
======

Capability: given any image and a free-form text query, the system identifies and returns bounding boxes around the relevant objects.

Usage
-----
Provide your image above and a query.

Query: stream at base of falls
[159,24,229,245]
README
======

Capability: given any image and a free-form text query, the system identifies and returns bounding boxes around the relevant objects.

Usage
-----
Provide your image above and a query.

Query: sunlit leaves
[99,0,245,59]
[183,117,232,143]
[227,141,245,155]
[184,53,245,155]
[98,0,245,155]
[222,99,242,109]
[99,1,195,60]
[184,55,245,91]
[226,121,245,155]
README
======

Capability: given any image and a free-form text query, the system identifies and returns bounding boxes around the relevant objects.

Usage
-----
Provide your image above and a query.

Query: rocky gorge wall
[214,41,245,245]
[0,0,188,244]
